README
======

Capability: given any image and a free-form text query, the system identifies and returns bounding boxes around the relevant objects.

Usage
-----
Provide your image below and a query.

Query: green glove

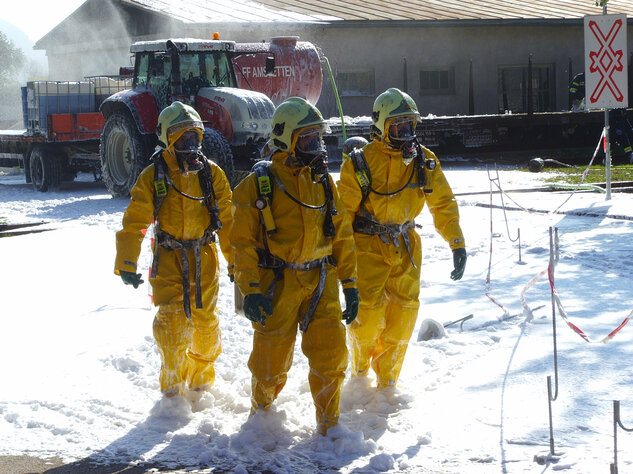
[451,248,467,281]
[342,287,359,324]
[243,293,272,326]
[120,270,144,289]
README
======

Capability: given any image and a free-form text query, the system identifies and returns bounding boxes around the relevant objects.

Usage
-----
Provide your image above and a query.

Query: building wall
[39,4,632,119]
[43,1,180,79]
[185,22,591,117]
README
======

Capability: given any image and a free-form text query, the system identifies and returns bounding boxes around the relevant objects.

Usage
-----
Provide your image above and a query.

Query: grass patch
[518,164,633,184]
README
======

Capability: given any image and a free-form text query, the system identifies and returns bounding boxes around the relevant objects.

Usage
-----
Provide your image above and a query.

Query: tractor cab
[130,38,239,110]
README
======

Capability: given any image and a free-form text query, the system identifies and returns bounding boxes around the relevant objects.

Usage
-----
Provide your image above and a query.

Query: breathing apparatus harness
[251,157,338,332]
[349,138,437,269]
[150,149,222,319]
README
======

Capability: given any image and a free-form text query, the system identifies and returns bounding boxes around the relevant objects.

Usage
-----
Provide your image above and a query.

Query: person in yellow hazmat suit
[231,97,359,436]
[114,101,234,401]
[337,88,466,389]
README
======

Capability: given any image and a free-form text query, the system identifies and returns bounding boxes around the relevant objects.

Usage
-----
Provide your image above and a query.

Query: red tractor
[99,35,323,195]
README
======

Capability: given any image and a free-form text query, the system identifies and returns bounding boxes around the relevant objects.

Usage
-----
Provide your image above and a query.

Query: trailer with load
[0,78,130,192]
[327,109,611,166]
[0,35,323,195]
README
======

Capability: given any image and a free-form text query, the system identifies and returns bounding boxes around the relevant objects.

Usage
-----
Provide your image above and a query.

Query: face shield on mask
[293,126,328,180]
[387,116,418,161]
[173,130,203,175]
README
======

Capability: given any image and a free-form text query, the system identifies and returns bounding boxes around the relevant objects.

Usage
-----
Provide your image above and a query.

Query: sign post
[584,8,628,200]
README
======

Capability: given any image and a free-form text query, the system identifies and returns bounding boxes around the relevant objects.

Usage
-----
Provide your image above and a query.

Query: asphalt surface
[0,455,201,473]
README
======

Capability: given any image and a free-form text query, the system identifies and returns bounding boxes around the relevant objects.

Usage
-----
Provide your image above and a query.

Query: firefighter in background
[337,88,466,389]
[610,108,633,164]
[114,101,234,400]
[231,97,358,436]
[569,72,586,112]
[569,72,633,163]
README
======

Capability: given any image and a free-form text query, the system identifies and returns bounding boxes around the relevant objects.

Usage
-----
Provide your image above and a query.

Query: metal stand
[611,400,633,474]
[547,227,560,456]
[487,164,522,264]
[603,2,612,201]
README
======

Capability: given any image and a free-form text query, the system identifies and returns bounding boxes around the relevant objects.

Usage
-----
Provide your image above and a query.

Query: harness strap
[150,151,222,319]
[150,225,160,280]
[300,261,329,333]
[255,248,336,331]
[153,226,216,319]
[353,213,417,269]
[350,142,434,206]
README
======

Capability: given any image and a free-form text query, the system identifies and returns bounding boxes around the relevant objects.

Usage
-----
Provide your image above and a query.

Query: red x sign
[584,14,628,109]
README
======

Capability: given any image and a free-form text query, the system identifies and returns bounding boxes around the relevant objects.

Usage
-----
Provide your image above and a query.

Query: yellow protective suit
[114,150,233,397]
[337,140,464,388]
[231,151,357,434]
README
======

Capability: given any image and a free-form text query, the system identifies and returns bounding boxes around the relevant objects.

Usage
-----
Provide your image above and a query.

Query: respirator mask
[174,130,204,175]
[387,116,418,162]
[294,127,328,181]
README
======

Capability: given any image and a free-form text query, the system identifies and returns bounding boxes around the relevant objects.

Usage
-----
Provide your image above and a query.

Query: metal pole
[527,54,534,115]
[547,375,555,455]
[502,70,508,112]
[547,227,559,456]
[606,109,612,200]
[568,57,573,110]
[469,60,474,115]
[604,1,612,200]
[612,400,619,474]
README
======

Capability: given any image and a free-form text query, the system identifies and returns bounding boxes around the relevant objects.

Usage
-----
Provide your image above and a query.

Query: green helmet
[271,97,330,153]
[156,101,204,150]
[371,88,420,140]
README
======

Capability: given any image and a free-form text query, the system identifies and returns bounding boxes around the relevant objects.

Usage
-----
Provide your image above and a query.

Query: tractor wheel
[202,128,235,188]
[100,111,150,197]
[29,145,61,192]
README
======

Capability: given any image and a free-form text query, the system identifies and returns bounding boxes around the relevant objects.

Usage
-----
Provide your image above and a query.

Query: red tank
[233,37,323,106]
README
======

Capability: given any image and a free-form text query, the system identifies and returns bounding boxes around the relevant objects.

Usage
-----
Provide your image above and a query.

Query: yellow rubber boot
[302,274,348,432]
[372,301,418,388]
[186,306,222,390]
[153,303,193,396]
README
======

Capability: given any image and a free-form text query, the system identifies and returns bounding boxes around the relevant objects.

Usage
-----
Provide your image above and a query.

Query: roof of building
[118,0,633,23]
[34,0,633,50]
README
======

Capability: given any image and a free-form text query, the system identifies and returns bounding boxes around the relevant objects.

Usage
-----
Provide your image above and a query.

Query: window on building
[497,64,556,113]
[419,68,454,95]
[336,70,374,96]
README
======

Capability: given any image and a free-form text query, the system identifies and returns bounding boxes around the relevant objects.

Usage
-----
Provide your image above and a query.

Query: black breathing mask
[294,128,329,181]
[387,117,418,160]
[174,130,203,175]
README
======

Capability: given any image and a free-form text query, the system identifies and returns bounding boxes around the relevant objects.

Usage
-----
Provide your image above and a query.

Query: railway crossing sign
[584,14,628,109]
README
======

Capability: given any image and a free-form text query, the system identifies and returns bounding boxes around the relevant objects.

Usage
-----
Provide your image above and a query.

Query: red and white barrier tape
[484,132,605,321]
[520,267,548,322]
[547,261,632,343]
